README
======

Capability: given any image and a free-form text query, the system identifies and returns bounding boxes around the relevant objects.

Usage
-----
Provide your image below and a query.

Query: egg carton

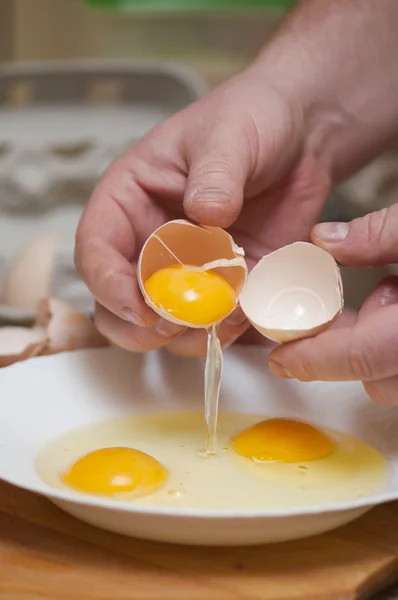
[0,59,207,324]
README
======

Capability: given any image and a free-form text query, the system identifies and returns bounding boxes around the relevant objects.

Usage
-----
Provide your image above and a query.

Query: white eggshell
[0,298,108,369]
[0,326,47,368]
[2,236,60,310]
[239,242,343,343]
[138,220,248,328]
[36,298,108,353]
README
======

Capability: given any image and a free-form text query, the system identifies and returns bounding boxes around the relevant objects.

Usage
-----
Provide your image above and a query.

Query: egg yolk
[232,419,335,463]
[62,447,168,496]
[144,264,236,325]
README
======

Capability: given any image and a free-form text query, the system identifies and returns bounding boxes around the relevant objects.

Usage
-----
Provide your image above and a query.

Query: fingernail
[313,222,349,243]
[190,187,232,205]
[268,360,295,379]
[121,307,146,327]
[155,318,186,338]
[225,307,247,327]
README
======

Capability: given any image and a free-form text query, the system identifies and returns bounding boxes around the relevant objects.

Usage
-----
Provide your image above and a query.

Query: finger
[330,307,357,328]
[76,239,157,328]
[94,303,186,353]
[358,275,398,320]
[167,314,249,358]
[75,156,164,327]
[354,277,398,405]
[268,302,398,382]
[183,123,253,228]
[363,377,398,406]
[236,326,277,348]
[311,205,398,267]
[236,308,358,350]
[356,277,398,404]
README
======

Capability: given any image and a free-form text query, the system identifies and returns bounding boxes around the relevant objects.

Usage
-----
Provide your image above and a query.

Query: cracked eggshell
[36,298,108,353]
[2,235,60,310]
[239,242,344,343]
[0,298,108,368]
[0,326,47,368]
[138,219,248,328]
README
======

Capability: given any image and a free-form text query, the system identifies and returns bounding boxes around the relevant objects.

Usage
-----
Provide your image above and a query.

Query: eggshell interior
[240,242,343,342]
[138,220,247,327]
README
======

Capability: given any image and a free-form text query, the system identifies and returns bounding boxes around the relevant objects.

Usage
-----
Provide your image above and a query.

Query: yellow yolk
[62,447,167,496]
[233,419,335,463]
[144,264,236,325]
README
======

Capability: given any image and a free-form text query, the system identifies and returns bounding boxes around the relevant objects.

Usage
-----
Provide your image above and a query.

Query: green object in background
[84,0,294,10]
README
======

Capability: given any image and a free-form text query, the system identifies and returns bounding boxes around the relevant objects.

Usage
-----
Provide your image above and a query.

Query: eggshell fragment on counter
[239,242,344,343]
[36,298,108,354]
[2,235,60,310]
[0,326,47,368]
[0,298,108,368]
[138,219,248,328]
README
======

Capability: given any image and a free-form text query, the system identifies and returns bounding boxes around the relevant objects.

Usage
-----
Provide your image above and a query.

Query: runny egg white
[36,412,388,511]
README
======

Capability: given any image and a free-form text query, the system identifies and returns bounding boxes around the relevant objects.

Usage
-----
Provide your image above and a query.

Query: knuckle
[363,381,395,405]
[218,328,246,350]
[74,237,102,286]
[93,309,111,341]
[282,341,318,382]
[360,208,390,262]
[167,333,207,359]
[347,336,375,380]
[94,305,144,353]
[295,355,318,382]
[191,156,238,184]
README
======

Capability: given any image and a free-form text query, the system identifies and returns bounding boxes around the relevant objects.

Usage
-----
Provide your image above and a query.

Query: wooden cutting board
[1,481,398,600]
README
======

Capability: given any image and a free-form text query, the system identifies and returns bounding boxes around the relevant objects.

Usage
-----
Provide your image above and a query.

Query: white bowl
[0,346,398,546]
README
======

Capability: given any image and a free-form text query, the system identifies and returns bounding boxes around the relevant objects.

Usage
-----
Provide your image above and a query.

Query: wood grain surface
[1,481,398,600]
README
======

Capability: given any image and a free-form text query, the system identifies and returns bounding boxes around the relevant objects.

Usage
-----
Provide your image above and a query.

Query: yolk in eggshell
[62,447,168,496]
[144,264,236,326]
[232,418,335,463]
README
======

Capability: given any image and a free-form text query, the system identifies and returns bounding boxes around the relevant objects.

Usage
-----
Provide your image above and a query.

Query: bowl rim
[0,471,393,519]
[0,346,394,520]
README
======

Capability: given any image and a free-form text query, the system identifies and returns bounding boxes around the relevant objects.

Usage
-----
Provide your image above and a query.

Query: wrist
[244,56,346,189]
[246,0,398,186]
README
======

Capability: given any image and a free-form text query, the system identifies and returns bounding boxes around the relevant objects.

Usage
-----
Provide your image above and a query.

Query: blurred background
[0,0,397,326]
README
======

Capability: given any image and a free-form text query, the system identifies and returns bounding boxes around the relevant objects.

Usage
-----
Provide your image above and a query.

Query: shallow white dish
[0,346,398,546]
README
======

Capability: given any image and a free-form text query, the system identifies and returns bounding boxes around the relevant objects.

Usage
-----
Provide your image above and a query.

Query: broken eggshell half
[239,242,344,343]
[138,219,248,328]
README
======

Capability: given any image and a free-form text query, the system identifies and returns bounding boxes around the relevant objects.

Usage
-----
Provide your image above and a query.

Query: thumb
[311,205,398,267]
[268,303,398,383]
[183,124,252,228]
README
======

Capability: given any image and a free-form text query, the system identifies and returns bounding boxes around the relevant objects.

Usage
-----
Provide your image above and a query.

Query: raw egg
[144,264,236,326]
[37,412,388,511]
[62,446,168,497]
[138,220,247,328]
[239,242,343,342]
[232,418,335,463]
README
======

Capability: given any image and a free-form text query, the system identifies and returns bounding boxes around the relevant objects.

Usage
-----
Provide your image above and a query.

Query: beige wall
[10,0,90,60]
[0,1,14,60]
[1,1,282,85]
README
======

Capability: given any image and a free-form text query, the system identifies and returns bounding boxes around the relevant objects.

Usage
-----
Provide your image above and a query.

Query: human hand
[75,0,398,360]
[75,71,331,358]
[268,206,398,405]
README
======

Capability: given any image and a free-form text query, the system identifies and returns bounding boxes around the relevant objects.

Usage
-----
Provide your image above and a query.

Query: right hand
[75,70,332,358]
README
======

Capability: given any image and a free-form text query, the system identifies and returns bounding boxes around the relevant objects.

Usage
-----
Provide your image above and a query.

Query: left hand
[268,205,398,405]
